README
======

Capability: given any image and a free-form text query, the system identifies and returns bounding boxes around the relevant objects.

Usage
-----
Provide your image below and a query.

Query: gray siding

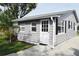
[16,12,77,47]
[55,13,77,46]
[18,20,40,44]
[49,20,53,45]
[17,19,54,45]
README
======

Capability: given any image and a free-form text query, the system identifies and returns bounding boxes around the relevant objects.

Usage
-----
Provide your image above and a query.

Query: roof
[12,10,79,22]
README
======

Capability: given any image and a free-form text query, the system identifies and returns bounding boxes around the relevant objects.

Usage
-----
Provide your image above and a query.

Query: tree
[0,3,37,43]
[0,12,14,43]
[0,3,37,19]
[0,9,1,11]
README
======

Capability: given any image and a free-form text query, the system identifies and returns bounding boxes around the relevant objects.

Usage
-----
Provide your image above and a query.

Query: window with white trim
[32,22,36,32]
[42,20,48,32]
[20,26,25,32]
[58,20,64,33]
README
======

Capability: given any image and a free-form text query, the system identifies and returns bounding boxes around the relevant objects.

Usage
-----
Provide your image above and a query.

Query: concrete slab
[7,36,79,56]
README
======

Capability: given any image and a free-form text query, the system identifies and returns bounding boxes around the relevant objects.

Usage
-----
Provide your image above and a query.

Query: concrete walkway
[7,36,79,56]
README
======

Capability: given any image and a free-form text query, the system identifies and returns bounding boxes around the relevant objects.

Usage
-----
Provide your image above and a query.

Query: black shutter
[56,17,58,35]
[65,21,66,33]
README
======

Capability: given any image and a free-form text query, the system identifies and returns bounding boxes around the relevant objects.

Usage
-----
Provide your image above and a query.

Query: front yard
[0,35,34,56]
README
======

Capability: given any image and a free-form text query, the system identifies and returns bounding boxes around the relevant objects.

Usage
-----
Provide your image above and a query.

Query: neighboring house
[12,10,78,48]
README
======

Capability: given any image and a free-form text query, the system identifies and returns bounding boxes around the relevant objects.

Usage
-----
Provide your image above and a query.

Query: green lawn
[0,35,34,56]
[77,32,79,35]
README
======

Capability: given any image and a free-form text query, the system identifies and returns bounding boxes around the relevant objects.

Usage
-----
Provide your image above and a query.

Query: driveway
[7,36,79,56]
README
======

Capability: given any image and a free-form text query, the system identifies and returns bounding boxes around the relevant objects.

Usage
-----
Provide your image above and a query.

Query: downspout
[50,16,56,48]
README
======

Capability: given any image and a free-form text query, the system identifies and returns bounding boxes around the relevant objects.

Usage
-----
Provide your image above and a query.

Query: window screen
[32,22,36,32]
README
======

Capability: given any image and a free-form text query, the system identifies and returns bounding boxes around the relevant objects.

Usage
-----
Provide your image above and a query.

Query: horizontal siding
[16,12,77,47]
[49,20,53,45]
[55,13,77,46]
[18,20,40,44]
[55,31,76,46]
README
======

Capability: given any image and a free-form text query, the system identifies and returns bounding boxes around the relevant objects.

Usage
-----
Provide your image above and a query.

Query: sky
[0,3,79,18]
[25,3,79,18]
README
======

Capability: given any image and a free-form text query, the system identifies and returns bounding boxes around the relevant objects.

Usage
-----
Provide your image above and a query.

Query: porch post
[50,17,56,48]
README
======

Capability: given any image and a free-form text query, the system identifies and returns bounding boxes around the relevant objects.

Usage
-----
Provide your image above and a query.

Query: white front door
[40,19,50,44]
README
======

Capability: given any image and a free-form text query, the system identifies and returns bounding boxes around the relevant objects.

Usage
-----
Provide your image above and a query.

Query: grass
[0,35,34,56]
[77,32,79,35]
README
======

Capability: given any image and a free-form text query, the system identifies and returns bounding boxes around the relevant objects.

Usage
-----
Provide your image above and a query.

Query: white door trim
[40,19,50,44]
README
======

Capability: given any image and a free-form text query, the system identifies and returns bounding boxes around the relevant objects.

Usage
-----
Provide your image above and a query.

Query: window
[58,26,61,33]
[68,21,70,29]
[68,21,72,29]
[20,26,25,31]
[55,17,65,35]
[71,22,72,29]
[73,23,75,30]
[58,20,64,33]
[62,21,64,32]
[32,22,36,32]
[42,20,48,32]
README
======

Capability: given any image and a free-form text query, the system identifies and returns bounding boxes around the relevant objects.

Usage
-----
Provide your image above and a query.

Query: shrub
[4,31,17,42]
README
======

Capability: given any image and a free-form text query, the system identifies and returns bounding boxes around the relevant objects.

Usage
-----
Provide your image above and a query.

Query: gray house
[13,10,78,48]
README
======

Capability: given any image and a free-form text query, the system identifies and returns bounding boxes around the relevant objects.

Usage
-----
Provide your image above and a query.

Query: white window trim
[58,20,65,35]
[31,22,37,32]
[40,19,50,33]
[20,25,25,32]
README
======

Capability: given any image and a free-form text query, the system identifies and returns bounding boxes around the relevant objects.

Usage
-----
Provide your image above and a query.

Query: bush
[4,31,17,42]
[0,32,8,42]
